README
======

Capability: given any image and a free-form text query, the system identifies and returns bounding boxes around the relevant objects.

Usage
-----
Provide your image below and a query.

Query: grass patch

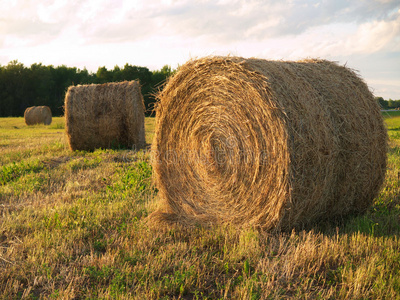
[382,110,400,119]
[0,160,44,185]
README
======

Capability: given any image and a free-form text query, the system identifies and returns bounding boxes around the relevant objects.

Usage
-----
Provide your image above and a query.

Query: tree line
[0,60,396,117]
[376,97,400,110]
[0,60,175,117]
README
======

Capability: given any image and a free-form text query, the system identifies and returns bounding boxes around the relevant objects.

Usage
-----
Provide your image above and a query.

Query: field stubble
[0,116,399,299]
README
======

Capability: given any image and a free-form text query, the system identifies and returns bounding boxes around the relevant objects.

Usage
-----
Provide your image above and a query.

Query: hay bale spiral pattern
[151,57,387,230]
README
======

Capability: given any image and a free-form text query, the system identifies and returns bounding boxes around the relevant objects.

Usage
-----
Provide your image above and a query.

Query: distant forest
[0,60,397,117]
[0,60,175,117]
[377,97,400,110]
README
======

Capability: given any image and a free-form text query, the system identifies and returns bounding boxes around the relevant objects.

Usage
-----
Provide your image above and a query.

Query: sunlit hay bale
[149,56,388,231]
[64,80,146,151]
[24,106,52,125]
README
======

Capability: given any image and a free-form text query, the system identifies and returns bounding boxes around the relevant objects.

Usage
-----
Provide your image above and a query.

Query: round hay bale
[151,56,388,230]
[24,106,52,126]
[64,80,146,151]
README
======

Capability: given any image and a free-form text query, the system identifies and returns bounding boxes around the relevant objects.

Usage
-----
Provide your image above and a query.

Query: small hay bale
[64,80,146,151]
[150,56,388,231]
[24,106,52,125]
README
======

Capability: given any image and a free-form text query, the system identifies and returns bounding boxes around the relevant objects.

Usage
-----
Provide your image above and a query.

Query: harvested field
[0,115,399,299]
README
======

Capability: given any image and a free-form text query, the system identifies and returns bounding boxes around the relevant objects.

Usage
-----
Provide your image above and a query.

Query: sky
[0,0,399,99]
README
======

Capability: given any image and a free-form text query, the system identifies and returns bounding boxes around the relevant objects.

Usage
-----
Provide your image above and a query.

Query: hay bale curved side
[65,80,146,151]
[150,57,387,230]
[24,106,52,125]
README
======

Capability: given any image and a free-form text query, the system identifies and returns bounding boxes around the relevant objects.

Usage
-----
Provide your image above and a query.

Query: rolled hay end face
[150,56,388,231]
[24,106,52,125]
[64,80,146,151]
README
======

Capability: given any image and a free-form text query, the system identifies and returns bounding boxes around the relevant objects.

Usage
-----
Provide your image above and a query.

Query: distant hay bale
[24,106,52,126]
[150,56,388,231]
[64,80,146,151]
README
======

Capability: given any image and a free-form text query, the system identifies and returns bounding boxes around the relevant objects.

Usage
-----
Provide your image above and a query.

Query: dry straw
[24,106,52,125]
[64,80,146,151]
[150,56,387,231]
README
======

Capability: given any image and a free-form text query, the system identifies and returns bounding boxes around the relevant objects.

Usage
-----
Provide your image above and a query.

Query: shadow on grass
[299,205,400,238]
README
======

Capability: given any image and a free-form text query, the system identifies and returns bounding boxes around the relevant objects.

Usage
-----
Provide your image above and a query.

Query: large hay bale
[151,57,387,230]
[65,80,146,151]
[24,106,52,125]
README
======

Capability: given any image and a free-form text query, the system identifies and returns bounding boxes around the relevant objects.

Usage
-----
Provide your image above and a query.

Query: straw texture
[150,56,387,230]
[65,80,145,151]
[24,106,52,125]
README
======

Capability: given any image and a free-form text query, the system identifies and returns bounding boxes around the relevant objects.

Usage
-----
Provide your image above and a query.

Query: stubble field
[1,114,400,299]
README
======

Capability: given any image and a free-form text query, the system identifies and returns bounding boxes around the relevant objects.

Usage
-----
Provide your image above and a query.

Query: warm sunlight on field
[1,115,400,299]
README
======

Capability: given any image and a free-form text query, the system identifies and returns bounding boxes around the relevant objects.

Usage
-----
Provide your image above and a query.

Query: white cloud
[2,0,398,46]
[348,11,400,53]
[253,9,400,59]
[36,0,70,23]
[0,0,399,98]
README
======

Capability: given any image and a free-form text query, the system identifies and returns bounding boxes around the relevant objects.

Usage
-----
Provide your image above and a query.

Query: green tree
[96,66,112,84]
[0,60,29,116]
[0,61,177,117]
[376,97,388,110]
[112,65,123,82]
[388,99,394,109]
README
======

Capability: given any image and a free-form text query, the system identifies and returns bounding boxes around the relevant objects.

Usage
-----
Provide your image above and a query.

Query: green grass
[0,115,400,299]
[381,110,400,120]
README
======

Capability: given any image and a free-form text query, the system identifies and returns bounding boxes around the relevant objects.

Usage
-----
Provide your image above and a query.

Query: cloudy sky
[0,0,399,99]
